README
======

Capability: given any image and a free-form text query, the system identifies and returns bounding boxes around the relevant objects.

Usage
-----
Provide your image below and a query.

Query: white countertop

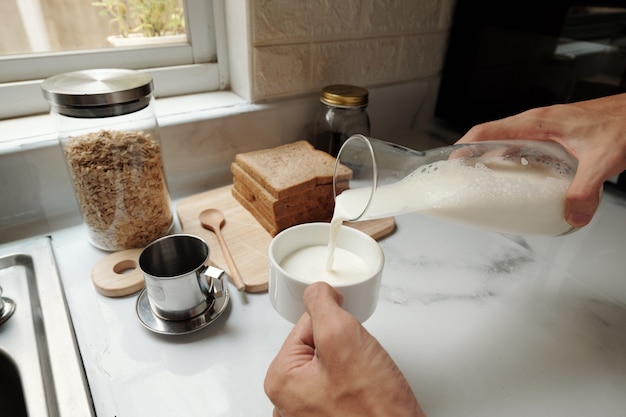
[48,187,626,417]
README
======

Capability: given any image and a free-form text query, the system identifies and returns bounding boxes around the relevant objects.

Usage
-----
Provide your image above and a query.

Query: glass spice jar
[41,68,173,251]
[313,84,371,157]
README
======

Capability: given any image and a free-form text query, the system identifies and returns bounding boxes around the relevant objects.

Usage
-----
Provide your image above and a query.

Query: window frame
[0,0,228,120]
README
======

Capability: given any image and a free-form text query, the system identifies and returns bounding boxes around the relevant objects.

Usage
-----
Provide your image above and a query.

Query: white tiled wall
[249,0,454,100]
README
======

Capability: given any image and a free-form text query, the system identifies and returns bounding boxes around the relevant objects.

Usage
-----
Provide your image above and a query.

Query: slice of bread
[233,186,327,236]
[234,140,352,199]
[233,176,332,223]
[232,170,345,236]
[231,162,349,221]
[231,140,354,235]
[233,181,335,222]
[232,186,280,236]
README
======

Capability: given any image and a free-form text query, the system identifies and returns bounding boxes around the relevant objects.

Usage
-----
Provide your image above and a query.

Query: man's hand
[264,282,425,417]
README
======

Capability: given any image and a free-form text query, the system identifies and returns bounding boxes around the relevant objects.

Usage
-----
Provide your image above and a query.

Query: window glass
[1,0,187,56]
[0,0,223,120]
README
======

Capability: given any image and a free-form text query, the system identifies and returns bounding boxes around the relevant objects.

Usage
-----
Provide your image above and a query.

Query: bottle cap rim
[321,84,368,107]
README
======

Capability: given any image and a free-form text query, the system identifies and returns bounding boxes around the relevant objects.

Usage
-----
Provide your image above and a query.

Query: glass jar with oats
[41,69,173,251]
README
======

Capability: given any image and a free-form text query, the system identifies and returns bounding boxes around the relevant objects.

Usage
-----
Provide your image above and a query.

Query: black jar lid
[41,68,153,118]
[320,84,369,107]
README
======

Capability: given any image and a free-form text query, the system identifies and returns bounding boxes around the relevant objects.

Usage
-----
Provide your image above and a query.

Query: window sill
[0,90,250,154]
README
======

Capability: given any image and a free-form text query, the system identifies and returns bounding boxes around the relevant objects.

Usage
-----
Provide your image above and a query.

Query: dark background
[435,0,626,190]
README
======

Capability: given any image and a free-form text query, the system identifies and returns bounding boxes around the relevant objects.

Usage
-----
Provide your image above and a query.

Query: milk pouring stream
[326,136,579,271]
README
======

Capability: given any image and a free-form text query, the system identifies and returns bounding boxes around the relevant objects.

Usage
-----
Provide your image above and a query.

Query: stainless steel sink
[0,236,94,417]
[0,349,28,416]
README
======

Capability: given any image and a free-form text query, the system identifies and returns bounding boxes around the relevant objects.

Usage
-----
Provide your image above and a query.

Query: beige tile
[397,0,444,32]
[312,37,400,88]
[249,0,450,101]
[438,0,456,29]
[398,33,447,79]
[253,0,366,44]
[365,0,443,34]
[253,44,312,98]
[252,0,310,44]
[309,0,363,40]
[364,0,404,34]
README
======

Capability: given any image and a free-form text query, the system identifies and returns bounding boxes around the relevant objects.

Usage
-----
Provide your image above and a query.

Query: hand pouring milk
[326,138,579,271]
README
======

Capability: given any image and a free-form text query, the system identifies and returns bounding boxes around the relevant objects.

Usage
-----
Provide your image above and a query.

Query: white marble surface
[45,187,626,416]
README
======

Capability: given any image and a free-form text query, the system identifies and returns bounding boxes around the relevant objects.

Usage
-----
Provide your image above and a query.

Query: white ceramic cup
[268,222,384,323]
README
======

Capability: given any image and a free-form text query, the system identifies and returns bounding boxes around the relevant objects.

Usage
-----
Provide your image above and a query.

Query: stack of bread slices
[231,140,352,236]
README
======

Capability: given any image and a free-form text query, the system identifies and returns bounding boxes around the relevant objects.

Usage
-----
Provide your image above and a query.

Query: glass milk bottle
[41,69,173,250]
[332,135,580,236]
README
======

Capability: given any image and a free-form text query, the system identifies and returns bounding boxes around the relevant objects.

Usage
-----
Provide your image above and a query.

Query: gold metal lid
[320,84,369,107]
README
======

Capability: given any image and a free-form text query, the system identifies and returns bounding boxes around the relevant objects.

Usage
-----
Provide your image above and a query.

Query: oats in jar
[64,129,173,250]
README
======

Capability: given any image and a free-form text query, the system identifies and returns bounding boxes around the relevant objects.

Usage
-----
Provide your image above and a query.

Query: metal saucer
[136,288,229,335]
[0,297,16,326]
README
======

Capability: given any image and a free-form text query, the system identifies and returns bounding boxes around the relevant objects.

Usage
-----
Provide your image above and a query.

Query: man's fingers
[565,173,602,228]
[302,282,344,320]
[286,310,315,348]
[302,282,366,368]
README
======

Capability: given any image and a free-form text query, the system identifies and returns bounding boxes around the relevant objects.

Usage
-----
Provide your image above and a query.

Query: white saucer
[136,288,229,335]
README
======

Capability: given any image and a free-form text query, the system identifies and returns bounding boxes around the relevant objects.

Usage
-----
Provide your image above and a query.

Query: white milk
[333,157,572,236]
[281,245,370,285]
[326,157,572,270]
[326,156,571,272]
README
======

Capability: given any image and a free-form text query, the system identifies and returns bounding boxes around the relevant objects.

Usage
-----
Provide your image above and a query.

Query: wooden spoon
[199,208,246,292]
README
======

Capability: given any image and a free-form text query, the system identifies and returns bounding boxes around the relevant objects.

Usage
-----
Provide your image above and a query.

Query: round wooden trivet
[91,248,145,297]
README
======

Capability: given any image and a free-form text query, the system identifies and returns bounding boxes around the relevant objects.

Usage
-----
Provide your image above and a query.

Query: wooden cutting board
[176,185,395,293]
[92,185,395,296]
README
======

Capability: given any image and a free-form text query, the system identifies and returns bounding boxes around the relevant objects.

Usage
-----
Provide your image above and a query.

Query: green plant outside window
[92,0,185,37]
